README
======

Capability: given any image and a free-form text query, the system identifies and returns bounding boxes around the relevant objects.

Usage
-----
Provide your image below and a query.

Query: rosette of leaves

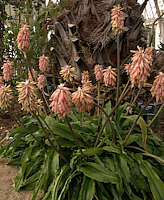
[0,102,164,200]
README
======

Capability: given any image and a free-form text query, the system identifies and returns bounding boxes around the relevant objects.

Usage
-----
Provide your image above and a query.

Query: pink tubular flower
[17,80,43,114]
[111,4,126,35]
[81,71,90,84]
[0,85,13,110]
[39,55,49,72]
[72,86,93,113]
[60,65,77,82]
[128,46,154,89]
[103,66,117,87]
[151,72,164,103]
[38,75,47,90]
[2,60,14,81]
[50,84,72,118]
[28,69,37,82]
[16,25,30,51]
[0,76,3,87]
[94,65,103,81]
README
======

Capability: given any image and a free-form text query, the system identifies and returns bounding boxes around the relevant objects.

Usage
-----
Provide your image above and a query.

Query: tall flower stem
[97,81,100,116]
[94,82,130,147]
[33,113,67,161]
[132,88,142,105]
[116,35,120,102]
[41,89,52,114]
[148,103,164,127]
[93,100,115,141]
[65,115,84,156]
[123,97,153,146]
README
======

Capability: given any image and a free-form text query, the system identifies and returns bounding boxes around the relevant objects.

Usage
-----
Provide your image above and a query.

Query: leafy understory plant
[0,3,164,200]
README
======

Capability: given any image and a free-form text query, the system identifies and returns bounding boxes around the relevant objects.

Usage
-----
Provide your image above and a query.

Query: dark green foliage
[1,102,164,200]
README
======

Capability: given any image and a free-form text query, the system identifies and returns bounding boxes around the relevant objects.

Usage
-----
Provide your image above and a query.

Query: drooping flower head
[16,24,30,51]
[0,85,13,110]
[127,46,154,89]
[111,4,126,35]
[60,65,77,82]
[2,60,14,81]
[50,84,72,118]
[28,69,38,82]
[0,76,3,87]
[17,80,43,114]
[72,86,93,113]
[151,72,164,103]
[103,66,117,87]
[94,64,103,81]
[81,71,90,84]
[39,55,49,72]
[38,74,47,90]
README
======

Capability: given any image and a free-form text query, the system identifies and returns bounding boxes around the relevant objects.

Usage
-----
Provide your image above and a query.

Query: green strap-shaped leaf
[140,161,164,200]
[78,176,95,200]
[58,170,79,200]
[78,162,119,184]
[52,165,71,200]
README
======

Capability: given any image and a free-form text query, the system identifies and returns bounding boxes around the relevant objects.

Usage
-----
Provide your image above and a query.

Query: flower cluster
[103,66,117,87]
[50,84,72,118]
[2,60,14,81]
[17,80,42,114]
[151,72,164,103]
[94,65,103,81]
[0,85,13,110]
[16,25,30,51]
[38,75,47,90]
[60,65,77,82]
[126,46,153,89]
[72,86,93,113]
[39,56,49,72]
[111,4,126,35]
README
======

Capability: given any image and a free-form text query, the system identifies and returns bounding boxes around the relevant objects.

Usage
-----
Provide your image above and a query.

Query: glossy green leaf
[78,162,119,184]
[140,161,164,200]
[78,176,95,200]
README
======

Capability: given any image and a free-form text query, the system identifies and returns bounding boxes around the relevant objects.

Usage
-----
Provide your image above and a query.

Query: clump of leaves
[1,102,164,200]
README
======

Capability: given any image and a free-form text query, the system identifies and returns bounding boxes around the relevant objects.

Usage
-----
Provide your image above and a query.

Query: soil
[0,159,34,200]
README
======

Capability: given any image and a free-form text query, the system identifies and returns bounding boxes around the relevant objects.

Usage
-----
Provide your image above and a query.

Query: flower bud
[38,75,47,90]
[111,4,126,35]
[94,65,103,81]
[39,55,49,72]
[16,25,30,51]
[2,60,14,81]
